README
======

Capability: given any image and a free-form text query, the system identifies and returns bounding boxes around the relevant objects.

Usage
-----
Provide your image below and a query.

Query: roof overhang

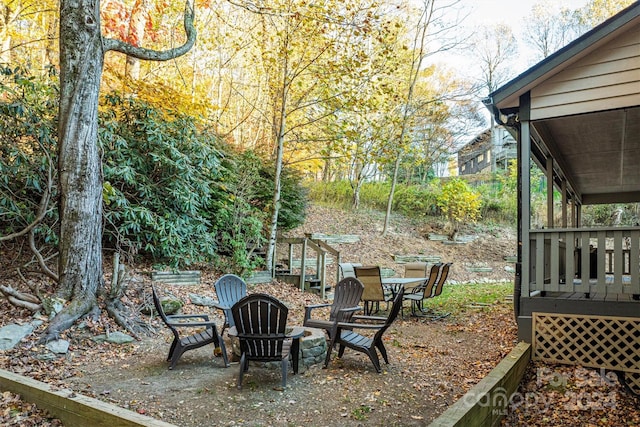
[483,3,640,205]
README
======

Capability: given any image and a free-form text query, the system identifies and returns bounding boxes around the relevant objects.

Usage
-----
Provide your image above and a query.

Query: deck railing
[529,227,640,296]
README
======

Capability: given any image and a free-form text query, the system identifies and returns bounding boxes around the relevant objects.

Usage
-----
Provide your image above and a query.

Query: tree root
[103,253,153,339]
[105,300,153,340]
[0,285,42,312]
[3,252,155,343]
[39,297,97,344]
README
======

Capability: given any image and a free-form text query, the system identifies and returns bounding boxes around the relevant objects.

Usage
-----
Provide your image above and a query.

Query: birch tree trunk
[382,1,429,236]
[265,74,289,274]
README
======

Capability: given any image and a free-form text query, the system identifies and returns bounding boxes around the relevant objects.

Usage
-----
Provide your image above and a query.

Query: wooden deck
[530,291,639,302]
[517,292,640,342]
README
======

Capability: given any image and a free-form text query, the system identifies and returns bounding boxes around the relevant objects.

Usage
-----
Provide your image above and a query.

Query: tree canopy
[0,0,633,337]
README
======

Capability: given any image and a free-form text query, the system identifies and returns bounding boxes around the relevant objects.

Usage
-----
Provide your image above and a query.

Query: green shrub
[256,163,308,231]
[100,93,307,271]
[0,66,59,247]
[392,184,439,217]
[359,182,391,209]
[100,93,224,267]
[0,72,308,273]
[211,150,307,273]
[305,181,353,207]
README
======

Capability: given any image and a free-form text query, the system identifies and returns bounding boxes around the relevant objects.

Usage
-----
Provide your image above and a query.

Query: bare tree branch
[29,229,58,282]
[103,0,196,60]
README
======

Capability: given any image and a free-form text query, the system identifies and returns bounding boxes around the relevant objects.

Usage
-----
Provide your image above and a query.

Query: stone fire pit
[296,326,327,369]
[230,326,327,371]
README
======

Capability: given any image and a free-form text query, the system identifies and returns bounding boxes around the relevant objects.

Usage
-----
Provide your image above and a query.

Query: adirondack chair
[402,263,442,317]
[151,286,229,370]
[229,293,304,389]
[211,273,247,336]
[324,289,404,373]
[304,277,364,340]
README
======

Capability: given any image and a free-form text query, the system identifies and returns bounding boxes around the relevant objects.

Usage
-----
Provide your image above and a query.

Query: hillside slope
[283,204,518,284]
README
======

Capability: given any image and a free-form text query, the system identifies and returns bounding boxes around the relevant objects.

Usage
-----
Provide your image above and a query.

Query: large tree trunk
[45,0,105,342]
[40,0,196,343]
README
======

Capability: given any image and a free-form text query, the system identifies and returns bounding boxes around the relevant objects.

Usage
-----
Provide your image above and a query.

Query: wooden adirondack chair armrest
[166,319,218,328]
[303,303,332,321]
[167,313,210,321]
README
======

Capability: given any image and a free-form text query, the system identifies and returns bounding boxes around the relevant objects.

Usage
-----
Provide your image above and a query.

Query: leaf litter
[0,205,638,425]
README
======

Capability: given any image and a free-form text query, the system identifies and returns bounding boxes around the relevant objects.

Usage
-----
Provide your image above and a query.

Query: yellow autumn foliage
[436,178,481,225]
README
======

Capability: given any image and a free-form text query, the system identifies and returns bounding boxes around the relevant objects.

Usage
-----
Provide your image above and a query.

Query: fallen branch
[7,295,42,312]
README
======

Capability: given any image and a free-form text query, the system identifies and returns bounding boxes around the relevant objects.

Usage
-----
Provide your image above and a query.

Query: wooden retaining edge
[0,368,177,427]
[246,270,273,284]
[306,233,360,243]
[428,342,531,427]
[289,258,334,268]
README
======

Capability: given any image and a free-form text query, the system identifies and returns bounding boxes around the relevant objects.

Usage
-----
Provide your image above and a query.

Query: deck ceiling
[532,106,640,205]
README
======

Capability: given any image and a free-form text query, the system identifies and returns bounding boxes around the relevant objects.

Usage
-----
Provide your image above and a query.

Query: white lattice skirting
[533,312,640,393]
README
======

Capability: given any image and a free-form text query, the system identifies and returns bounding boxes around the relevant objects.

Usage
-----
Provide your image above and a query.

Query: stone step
[151,270,201,285]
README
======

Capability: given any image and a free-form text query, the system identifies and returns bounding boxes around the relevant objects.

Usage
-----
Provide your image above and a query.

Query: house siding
[530,22,640,120]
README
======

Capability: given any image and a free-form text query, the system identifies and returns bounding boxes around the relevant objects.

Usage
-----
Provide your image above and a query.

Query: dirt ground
[63,299,515,426]
[289,205,518,285]
[3,205,639,426]
[61,206,519,426]
[1,205,522,426]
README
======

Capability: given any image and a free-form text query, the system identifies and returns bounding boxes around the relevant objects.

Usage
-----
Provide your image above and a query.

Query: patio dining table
[381,277,427,298]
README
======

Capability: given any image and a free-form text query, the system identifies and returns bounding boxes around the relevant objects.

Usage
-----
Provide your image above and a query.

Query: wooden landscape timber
[0,369,178,427]
[305,233,360,244]
[393,254,442,263]
[150,271,201,286]
[429,342,532,427]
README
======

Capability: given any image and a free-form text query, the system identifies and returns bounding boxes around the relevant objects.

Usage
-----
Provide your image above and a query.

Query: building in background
[457,126,516,175]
